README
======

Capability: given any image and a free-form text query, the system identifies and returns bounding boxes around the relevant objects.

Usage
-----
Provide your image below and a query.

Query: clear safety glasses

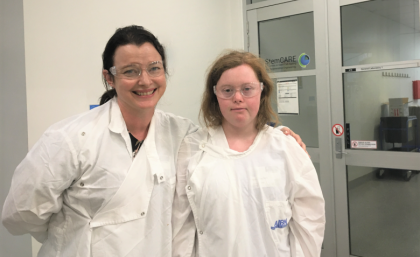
[109,61,164,79]
[213,82,264,99]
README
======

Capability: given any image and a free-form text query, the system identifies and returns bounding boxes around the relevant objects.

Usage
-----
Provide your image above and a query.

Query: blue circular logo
[298,53,310,68]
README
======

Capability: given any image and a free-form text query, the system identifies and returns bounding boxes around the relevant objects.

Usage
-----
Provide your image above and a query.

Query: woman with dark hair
[2,26,305,256]
[172,50,325,257]
[2,25,197,256]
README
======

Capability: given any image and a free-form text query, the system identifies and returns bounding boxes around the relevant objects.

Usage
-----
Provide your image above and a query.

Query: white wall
[22,0,243,255]
[24,0,244,149]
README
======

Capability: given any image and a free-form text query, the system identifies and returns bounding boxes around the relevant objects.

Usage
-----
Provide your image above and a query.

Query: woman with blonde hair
[173,50,325,257]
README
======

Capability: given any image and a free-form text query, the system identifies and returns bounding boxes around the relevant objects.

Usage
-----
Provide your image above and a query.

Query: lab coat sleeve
[172,138,197,257]
[1,129,79,243]
[289,159,325,257]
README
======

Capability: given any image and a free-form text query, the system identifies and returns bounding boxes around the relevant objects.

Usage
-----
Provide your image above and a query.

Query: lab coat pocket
[264,200,292,250]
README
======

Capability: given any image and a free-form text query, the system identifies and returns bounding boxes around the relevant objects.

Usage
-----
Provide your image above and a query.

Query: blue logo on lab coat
[271,219,287,230]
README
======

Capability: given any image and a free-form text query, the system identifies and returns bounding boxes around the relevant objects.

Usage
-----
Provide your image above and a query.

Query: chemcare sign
[265,53,310,72]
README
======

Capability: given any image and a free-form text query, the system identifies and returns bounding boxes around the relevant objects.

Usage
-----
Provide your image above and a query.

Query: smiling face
[104,43,166,115]
[215,64,262,131]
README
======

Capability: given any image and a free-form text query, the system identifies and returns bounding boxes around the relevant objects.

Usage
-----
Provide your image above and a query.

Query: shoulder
[49,103,109,132]
[260,127,315,182]
[177,128,209,169]
[179,127,209,154]
[183,127,209,144]
[263,125,295,143]
[155,109,194,125]
[154,109,198,134]
[262,125,288,143]
[41,102,111,146]
[262,125,310,163]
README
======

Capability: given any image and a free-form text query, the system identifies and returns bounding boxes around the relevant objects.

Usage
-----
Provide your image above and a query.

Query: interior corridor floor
[348,170,420,257]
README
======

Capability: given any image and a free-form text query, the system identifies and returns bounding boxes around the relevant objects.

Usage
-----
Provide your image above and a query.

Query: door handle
[335,138,348,159]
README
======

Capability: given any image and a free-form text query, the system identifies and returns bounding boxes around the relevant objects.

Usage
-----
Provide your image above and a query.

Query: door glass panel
[271,76,319,147]
[347,165,420,257]
[259,12,316,72]
[342,0,420,66]
[343,68,420,152]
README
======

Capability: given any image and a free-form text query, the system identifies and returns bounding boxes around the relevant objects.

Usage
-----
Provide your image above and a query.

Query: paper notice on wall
[277,79,299,114]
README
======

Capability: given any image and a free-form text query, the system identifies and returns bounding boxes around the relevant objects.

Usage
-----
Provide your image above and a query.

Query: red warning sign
[332,124,344,136]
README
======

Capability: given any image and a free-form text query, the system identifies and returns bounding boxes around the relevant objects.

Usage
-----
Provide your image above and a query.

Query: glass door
[247,1,336,256]
[329,0,420,256]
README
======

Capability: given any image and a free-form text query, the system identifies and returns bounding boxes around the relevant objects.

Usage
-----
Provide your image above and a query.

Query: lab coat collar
[143,111,165,181]
[208,126,230,149]
[204,126,265,158]
[108,97,126,134]
[106,96,163,178]
[107,97,132,157]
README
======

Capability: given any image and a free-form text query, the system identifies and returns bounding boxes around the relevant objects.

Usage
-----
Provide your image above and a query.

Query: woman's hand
[280,127,309,157]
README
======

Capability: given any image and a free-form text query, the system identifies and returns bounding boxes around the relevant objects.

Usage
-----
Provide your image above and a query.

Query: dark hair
[99,25,167,105]
[200,50,279,131]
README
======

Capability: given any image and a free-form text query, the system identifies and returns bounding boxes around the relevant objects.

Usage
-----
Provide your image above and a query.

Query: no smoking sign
[332,124,344,136]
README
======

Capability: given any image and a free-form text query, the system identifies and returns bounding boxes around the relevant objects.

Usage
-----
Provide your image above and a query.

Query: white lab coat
[172,126,325,257]
[2,97,197,257]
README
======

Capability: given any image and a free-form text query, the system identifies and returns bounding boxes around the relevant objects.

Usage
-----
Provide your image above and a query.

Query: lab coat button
[141,212,145,216]
[160,176,163,180]
[80,182,84,187]
[201,143,206,148]
[187,186,191,190]
[81,132,85,136]
[199,231,203,235]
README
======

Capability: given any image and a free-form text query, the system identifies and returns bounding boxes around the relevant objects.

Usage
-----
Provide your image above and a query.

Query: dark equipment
[378,116,419,181]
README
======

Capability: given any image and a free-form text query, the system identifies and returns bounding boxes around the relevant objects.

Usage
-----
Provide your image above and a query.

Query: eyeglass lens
[216,83,262,99]
[112,61,164,79]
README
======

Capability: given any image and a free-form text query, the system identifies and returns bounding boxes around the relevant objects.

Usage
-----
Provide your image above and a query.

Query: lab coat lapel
[204,126,264,158]
[108,98,132,156]
[90,113,164,228]
[200,127,230,157]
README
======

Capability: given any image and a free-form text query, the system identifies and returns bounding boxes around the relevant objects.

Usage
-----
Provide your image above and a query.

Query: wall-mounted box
[389,98,409,117]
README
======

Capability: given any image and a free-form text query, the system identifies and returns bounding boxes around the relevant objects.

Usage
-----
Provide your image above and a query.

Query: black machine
[378,116,419,181]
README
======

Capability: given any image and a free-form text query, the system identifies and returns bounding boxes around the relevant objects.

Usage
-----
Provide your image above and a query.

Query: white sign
[359,66,383,71]
[351,140,377,149]
[277,79,299,115]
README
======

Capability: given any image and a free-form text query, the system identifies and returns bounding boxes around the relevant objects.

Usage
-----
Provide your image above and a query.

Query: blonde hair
[200,50,279,131]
